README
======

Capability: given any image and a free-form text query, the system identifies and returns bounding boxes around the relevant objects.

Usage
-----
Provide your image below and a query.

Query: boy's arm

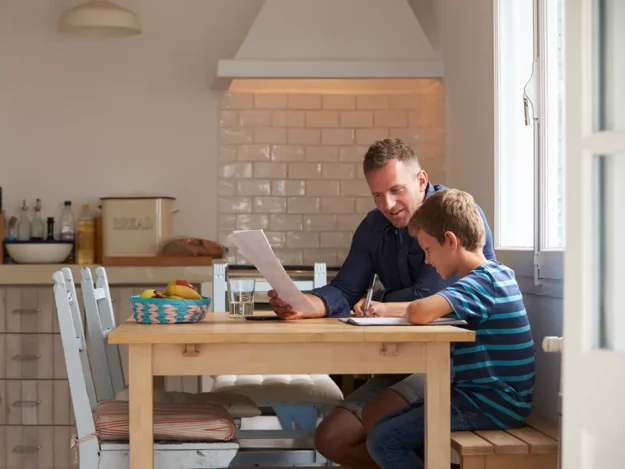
[308,220,375,318]
[404,294,453,324]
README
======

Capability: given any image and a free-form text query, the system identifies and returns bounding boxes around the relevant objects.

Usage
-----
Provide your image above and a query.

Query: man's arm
[267,291,328,319]
[308,220,375,318]
[373,260,452,303]
[476,203,496,261]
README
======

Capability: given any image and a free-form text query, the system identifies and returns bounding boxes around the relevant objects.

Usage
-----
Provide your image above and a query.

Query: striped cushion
[94,400,235,442]
[114,387,262,418]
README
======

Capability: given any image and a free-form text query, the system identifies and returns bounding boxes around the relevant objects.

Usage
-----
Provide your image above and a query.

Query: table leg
[425,342,451,469]
[129,344,154,469]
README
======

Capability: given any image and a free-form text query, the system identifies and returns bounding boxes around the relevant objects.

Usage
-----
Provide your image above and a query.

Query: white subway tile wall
[219,83,446,266]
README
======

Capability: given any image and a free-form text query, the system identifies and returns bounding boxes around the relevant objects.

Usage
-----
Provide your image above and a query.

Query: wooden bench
[451,415,559,469]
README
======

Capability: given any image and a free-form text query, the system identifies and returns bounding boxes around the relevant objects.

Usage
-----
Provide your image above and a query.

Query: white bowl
[5,242,74,264]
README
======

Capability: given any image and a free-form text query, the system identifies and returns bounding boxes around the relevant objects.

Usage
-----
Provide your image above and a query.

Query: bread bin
[100,195,177,257]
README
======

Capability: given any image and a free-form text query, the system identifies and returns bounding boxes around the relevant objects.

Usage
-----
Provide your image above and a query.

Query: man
[267,138,496,468]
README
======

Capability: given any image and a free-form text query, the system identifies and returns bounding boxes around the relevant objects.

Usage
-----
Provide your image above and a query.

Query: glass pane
[543,0,565,249]
[596,0,625,131]
[495,0,534,249]
[593,154,625,353]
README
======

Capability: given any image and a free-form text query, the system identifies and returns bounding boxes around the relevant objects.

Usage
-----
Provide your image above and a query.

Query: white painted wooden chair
[210,264,342,429]
[210,263,343,466]
[79,266,261,420]
[52,268,239,469]
[82,266,339,466]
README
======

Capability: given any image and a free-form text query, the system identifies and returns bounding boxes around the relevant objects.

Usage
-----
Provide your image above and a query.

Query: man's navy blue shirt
[309,183,496,317]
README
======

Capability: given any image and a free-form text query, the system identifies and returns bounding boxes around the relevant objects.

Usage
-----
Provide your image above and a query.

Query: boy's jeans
[366,397,501,469]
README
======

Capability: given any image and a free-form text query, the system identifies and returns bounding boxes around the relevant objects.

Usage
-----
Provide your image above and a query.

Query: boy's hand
[364,301,388,317]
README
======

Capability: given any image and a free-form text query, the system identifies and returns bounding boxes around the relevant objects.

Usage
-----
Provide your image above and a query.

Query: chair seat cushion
[114,387,261,418]
[210,375,344,406]
[94,400,236,442]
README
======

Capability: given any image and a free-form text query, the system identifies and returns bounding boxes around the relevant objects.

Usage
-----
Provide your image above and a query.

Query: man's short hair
[363,138,420,174]
[408,189,486,251]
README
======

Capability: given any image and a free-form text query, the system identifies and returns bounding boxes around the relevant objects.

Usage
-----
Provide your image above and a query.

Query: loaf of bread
[159,238,228,258]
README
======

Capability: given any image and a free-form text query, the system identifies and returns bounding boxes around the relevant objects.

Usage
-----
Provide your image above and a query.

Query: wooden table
[108,313,475,469]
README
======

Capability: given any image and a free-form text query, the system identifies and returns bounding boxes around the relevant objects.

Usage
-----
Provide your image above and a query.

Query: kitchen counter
[0,262,215,467]
[0,264,213,285]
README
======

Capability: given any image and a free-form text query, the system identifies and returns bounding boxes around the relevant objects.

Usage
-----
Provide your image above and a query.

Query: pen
[362,273,378,316]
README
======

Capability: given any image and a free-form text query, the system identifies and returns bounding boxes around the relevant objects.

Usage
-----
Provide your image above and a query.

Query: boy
[363,189,535,469]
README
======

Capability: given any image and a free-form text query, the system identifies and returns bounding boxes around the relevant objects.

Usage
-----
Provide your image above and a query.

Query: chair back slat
[80,267,116,401]
[52,269,98,435]
[94,266,125,395]
[80,266,125,401]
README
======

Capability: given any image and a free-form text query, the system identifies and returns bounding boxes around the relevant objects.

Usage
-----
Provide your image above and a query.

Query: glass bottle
[94,204,103,264]
[76,204,95,265]
[60,201,75,242]
[46,217,55,241]
[31,199,44,240]
[17,200,31,241]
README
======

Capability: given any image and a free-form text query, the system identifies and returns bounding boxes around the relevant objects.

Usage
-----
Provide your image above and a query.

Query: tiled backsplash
[218,81,446,267]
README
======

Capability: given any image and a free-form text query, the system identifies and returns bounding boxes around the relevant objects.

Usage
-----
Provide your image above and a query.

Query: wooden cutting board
[102,256,213,266]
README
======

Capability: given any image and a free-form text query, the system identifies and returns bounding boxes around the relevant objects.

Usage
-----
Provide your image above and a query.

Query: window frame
[494,0,564,288]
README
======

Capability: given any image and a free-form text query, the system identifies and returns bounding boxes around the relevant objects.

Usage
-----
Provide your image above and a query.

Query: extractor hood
[213,0,442,88]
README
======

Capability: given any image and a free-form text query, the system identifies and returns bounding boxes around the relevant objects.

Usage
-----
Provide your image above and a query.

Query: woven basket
[130,295,211,324]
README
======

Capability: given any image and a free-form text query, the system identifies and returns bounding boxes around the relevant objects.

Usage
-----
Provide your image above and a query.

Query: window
[591,0,625,351]
[495,0,565,284]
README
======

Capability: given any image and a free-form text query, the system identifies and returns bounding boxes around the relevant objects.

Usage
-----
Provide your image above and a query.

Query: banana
[139,289,166,299]
[139,280,202,301]
[139,289,157,298]
[165,284,202,300]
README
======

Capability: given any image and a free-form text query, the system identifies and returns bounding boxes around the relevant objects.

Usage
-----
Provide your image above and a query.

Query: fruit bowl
[130,296,211,324]
[130,279,211,324]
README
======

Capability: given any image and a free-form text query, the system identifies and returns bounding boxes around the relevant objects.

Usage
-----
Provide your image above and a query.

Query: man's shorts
[338,374,427,421]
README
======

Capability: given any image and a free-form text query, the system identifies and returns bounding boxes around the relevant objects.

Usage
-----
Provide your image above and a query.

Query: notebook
[339,317,468,326]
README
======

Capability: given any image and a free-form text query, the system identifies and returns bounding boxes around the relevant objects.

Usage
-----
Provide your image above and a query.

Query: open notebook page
[339,317,468,326]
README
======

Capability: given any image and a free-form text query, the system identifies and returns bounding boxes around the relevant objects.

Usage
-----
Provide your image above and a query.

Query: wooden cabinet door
[4,288,55,334]
[5,334,54,380]
[3,380,71,426]
[1,425,76,469]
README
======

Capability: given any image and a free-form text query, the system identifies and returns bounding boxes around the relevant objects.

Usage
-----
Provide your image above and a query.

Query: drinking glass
[228,278,255,318]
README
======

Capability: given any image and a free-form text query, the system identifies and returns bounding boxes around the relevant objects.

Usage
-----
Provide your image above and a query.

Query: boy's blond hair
[408,189,486,251]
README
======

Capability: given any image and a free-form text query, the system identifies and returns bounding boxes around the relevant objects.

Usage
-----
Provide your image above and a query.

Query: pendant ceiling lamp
[59,0,142,37]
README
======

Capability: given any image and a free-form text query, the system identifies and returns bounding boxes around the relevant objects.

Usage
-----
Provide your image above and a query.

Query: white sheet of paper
[338,317,468,326]
[227,229,318,313]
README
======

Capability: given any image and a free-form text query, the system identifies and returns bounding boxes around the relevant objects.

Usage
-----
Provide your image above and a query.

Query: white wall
[438,0,563,421]
[235,0,439,61]
[0,0,263,239]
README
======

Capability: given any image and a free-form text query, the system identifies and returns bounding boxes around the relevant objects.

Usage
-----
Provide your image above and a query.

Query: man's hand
[267,290,327,320]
